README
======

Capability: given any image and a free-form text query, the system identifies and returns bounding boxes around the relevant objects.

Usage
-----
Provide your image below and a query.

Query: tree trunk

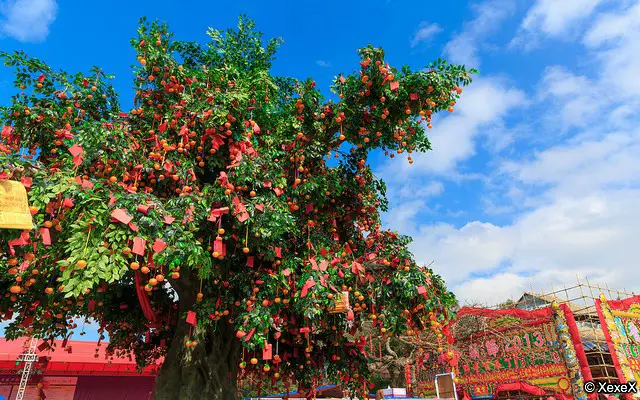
[154,279,241,400]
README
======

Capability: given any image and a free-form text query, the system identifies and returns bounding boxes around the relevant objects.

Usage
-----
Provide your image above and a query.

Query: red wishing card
[263,342,272,360]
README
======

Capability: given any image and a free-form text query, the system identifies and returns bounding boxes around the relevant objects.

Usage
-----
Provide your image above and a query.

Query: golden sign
[0,180,33,230]
[330,291,350,314]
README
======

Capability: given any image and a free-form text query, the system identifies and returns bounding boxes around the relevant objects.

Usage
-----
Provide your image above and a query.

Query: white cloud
[316,60,332,68]
[0,0,57,42]
[453,273,527,306]
[505,130,640,194]
[583,1,640,97]
[444,0,516,66]
[523,0,605,35]
[394,76,640,305]
[411,22,442,48]
[382,1,640,306]
[404,188,640,305]
[583,0,640,46]
[537,66,613,131]
[511,0,606,49]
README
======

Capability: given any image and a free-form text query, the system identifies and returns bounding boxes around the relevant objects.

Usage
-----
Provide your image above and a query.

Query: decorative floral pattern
[552,302,587,400]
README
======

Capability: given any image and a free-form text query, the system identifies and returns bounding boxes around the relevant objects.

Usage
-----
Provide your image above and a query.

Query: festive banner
[430,305,588,400]
[595,294,640,385]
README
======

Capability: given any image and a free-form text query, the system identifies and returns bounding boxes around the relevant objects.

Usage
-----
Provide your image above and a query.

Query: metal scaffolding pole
[15,337,39,400]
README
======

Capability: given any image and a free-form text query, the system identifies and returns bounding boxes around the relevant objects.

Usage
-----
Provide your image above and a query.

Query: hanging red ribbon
[135,270,158,324]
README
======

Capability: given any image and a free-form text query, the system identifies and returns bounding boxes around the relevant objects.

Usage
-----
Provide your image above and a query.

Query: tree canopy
[0,16,475,397]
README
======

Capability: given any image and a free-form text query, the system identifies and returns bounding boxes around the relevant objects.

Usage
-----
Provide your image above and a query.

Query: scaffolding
[15,337,39,400]
[495,276,638,385]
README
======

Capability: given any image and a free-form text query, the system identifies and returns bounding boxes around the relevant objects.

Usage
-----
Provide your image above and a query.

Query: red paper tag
[111,208,133,224]
[246,256,254,267]
[237,212,250,222]
[275,247,282,258]
[20,176,32,189]
[263,342,273,360]
[186,311,197,326]
[390,81,399,91]
[417,286,427,295]
[39,228,51,245]
[68,144,83,157]
[163,215,175,224]
[23,315,34,327]
[410,93,419,100]
[63,198,74,208]
[273,187,284,196]
[152,238,167,253]
[300,278,316,298]
[244,328,256,342]
[137,205,150,214]
[255,203,264,212]
[132,237,146,256]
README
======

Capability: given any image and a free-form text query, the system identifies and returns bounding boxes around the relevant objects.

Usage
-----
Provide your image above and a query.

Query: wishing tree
[0,17,474,400]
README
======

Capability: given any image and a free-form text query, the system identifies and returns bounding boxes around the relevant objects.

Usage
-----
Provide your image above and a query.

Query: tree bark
[154,278,241,400]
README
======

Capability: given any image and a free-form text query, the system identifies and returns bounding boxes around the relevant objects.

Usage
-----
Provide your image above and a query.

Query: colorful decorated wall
[414,304,591,400]
[595,294,640,385]
[412,350,451,398]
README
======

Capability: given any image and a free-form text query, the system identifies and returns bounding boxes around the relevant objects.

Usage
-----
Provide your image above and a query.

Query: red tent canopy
[0,338,160,376]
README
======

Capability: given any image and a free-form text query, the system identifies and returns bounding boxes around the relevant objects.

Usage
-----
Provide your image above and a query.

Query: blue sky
[2,0,640,342]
